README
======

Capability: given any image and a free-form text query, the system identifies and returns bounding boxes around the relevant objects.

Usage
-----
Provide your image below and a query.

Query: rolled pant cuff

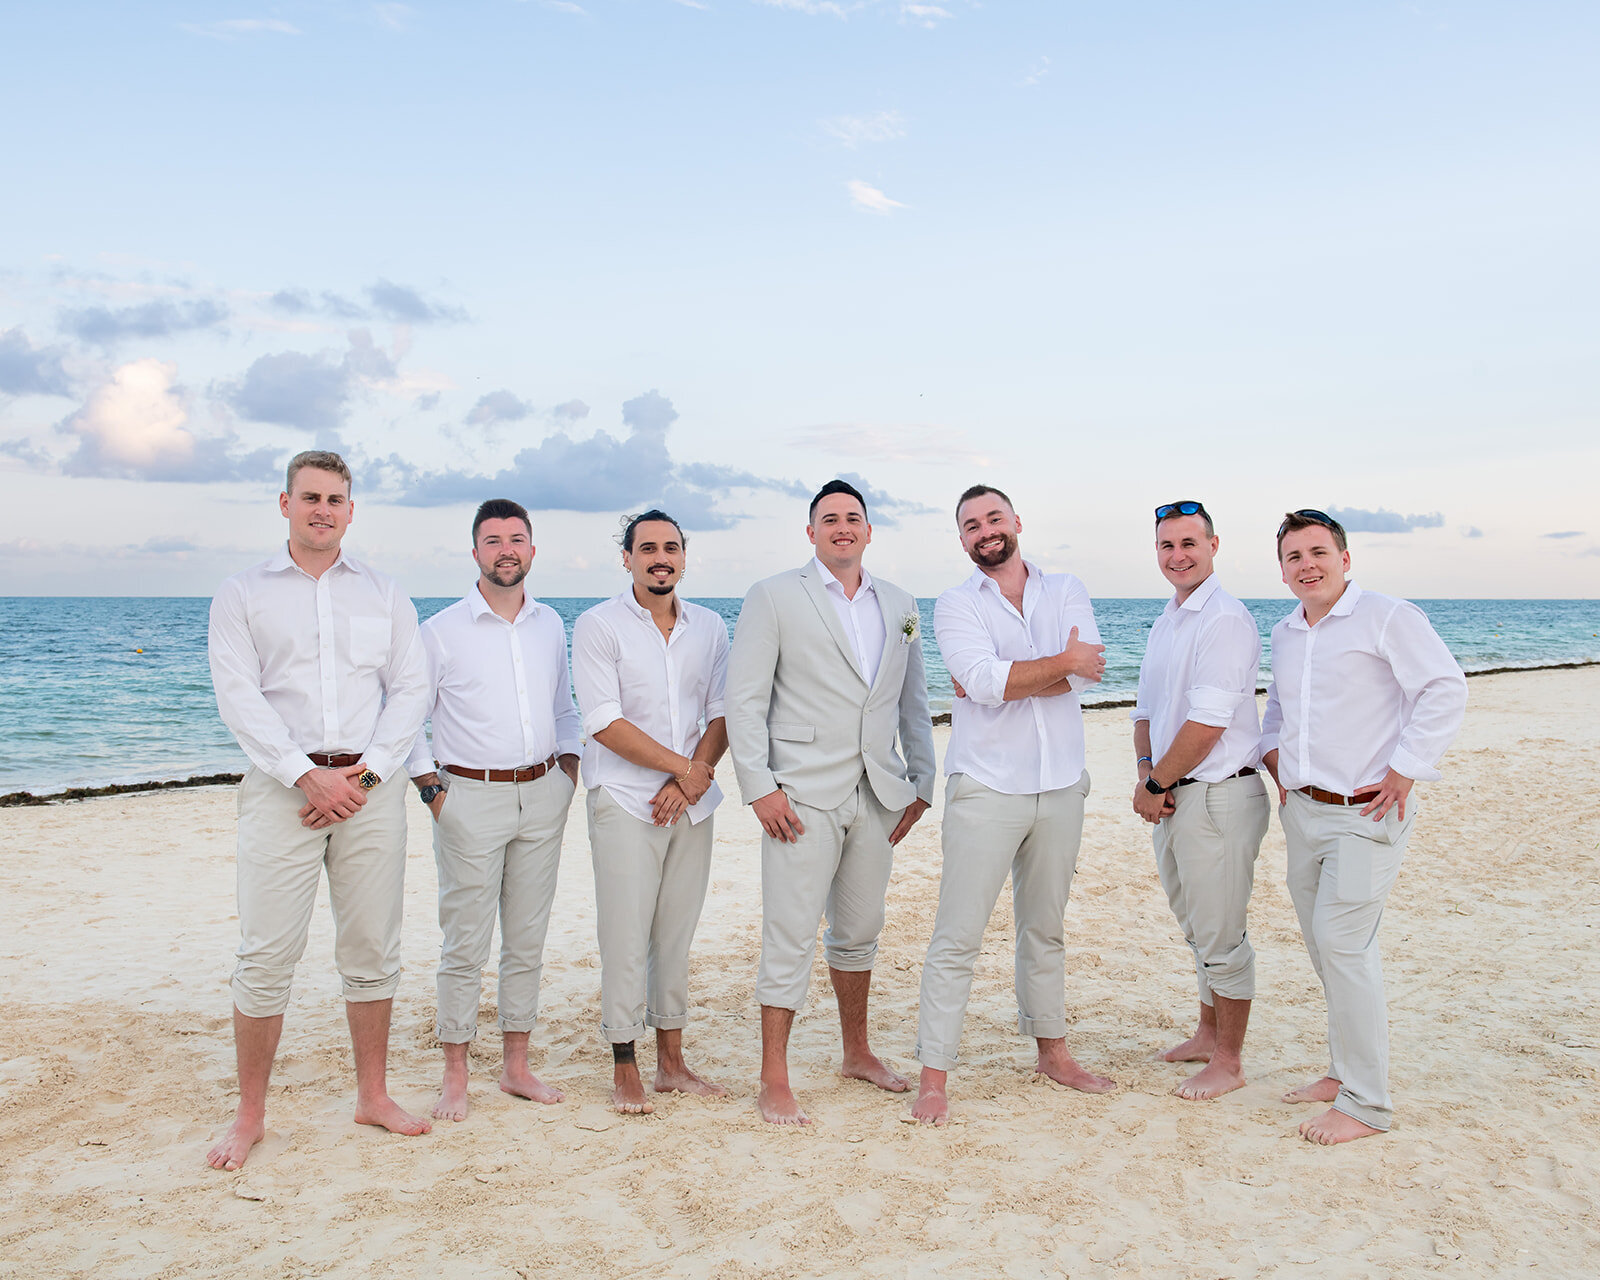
[498,1017,539,1034]
[644,1011,689,1031]
[231,984,292,1020]
[342,974,401,1004]
[1205,976,1256,1002]
[822,948,878,973]
[602,1021,647,1044]
[1017,1013,1068,1040]
[435,1023,478,1044]
[915,1041,960,1071]
[1333,1094,1392,1132]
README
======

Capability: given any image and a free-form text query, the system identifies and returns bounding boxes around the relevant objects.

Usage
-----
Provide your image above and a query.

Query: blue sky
[2,0,1597,597]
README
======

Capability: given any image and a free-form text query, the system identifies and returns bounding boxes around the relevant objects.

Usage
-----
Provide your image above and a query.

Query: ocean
[2,595,1596,795]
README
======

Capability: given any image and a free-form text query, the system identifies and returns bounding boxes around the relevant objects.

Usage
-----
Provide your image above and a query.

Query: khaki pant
[232,766,408,1018]
[433,769,575,1042]
[1281,788,1416,1131]
[1152,773,1270,1003]
[587,787,715,1043]
[915,771,1090,1071]
[755,777,896,1011]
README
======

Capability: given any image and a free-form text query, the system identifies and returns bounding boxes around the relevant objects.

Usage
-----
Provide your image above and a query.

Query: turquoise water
[2,596,1596,793]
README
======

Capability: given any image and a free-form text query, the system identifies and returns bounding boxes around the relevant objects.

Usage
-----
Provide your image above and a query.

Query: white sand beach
[2,666,1597,1278]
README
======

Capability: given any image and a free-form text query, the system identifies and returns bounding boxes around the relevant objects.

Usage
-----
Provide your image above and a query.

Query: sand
[1,666,1597,1278]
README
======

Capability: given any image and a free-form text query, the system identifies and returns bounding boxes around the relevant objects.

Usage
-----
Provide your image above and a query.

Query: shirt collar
[265,542,359,578]
[618,587,680,627]
[971,558,1042,597]
[812,555,874,599]
[1287,579,1360,629]
[468,582,540,625]
[1174,572,1222,614]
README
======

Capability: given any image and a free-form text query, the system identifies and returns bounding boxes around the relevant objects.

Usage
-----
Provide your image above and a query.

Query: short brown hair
[285,449,352,495]
[473,497,533,541]
[955,484,1013,523]
[1276,509,1348,556]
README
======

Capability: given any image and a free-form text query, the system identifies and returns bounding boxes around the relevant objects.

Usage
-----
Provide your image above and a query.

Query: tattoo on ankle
[613,1042,637,1066]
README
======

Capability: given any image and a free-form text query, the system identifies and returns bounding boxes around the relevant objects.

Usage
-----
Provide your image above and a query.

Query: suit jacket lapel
[867,584,902,699]
[799,563,868,686]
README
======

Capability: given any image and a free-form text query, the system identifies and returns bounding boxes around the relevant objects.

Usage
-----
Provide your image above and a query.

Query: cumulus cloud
[834,470,936,523]
[57,359,276,482]
[59,298,228,345]
[552,399,589,422]
[1326,506,1444,534]
[268,288,366,320]
[822,110,906,148]
[466,390,534,426]
[0,328,73,397]
[226,330,397,438]
[366,279,469,325]
[847,179,906,215]
[1541,530,1585,539]
[382,390,919,530]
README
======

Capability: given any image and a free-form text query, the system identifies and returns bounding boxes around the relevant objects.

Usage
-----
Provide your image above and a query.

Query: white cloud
[756,0,861,17]
[899,2,950,27]
[63,360,194,471]
[822,110,905,148]
[670,0,710,8]
[846,179,906,215]
[179,18,301,39]
[1020,55,1051,86]
[542,0,586,12]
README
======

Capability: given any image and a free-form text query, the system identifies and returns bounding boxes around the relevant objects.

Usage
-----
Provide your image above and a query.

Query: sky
[1,0,1597,599]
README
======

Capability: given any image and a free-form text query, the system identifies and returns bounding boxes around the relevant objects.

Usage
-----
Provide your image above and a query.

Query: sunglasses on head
[1154,500,1209,523]
[1277,508,1339,536]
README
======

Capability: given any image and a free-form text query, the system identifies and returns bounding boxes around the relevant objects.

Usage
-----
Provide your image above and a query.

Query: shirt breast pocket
[349,616,391,670]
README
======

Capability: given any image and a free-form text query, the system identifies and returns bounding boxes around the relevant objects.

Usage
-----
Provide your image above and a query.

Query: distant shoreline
[4,659,1594,808]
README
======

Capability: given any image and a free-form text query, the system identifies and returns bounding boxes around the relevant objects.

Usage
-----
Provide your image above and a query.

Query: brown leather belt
[308,752,362,768]
[1175,766,1257,788]
[1297,785,1380,807]
[442,755,559,783]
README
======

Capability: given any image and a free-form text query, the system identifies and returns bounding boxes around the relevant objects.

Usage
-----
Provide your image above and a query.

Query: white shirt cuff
[1388,744,1441,783]
[581,702,625,738]
[1185,685,1243,729]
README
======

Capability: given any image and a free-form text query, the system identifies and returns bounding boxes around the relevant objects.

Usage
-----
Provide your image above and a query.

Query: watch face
[358,769,380,791]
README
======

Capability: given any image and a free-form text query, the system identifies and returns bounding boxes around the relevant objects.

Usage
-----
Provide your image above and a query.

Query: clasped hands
[649,758,715,827]
[296,763,370,830]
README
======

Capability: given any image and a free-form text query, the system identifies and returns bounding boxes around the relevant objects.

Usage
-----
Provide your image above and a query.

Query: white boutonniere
[900,610,920,644]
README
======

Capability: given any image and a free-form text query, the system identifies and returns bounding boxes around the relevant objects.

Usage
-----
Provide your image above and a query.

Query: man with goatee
[406,498,582,1121]
[571,509,730,1115]
[911,484,1115,1126]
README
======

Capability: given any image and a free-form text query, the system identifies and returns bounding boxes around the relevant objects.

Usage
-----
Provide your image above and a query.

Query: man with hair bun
[571,509,731,1114]
[207,449,432,1170]
[1263,508,1467,1144]
[405,497,581,1122]
[727,478,936,1125]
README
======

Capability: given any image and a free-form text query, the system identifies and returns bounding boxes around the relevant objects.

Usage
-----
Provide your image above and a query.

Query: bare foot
[757,1080,810,1125]
[654,1062,726,1097]
[909,1069,949,1126]
[205,1113,265,1171]
[1161,1029,1216,1063]
[1282,1075,1341,1105]
[433,1061,470,1122]
[841,1050,910,1093]
[1036,1041,1116,1094]
[612,1062,654,1115]
[1174,1059,1246,1101]
[501,1064,563,1105]
[354,1094,432,1136]
[1300,1107,1382,1145]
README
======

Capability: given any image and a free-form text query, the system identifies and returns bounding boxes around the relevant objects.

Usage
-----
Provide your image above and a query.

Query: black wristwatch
[1143,775,1172,796]
[419,782,445,805]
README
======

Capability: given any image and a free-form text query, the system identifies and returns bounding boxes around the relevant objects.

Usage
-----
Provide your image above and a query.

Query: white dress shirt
[1131,574,1263,781]
[209,544,430,789]
[571,591,729,825]
[935,561,1103,795]
[1261,582,1467,794]
[404,586,582,776]
[813,556,886,688]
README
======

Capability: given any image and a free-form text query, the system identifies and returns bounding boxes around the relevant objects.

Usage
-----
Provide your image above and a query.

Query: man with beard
[1130,501,1270,1101]
[726,478,937,1125]
[206,450,432,1171]
[405,498,582,1121]
[910,484,1114,1126]
[571,510,730,1115]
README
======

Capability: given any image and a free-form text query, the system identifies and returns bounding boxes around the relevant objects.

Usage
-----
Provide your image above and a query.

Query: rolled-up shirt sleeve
[1380,602,1468,782]
[934,590,1012,707]
[703,623,729,724]
[572,612,625,739]
[1061,579,1102,694]
[1184,612,1259,728]
[208,577,317,788]
[1259,678,1283,757]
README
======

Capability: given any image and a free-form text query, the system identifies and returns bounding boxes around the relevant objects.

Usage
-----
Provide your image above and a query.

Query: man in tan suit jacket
[727,479,937,1125]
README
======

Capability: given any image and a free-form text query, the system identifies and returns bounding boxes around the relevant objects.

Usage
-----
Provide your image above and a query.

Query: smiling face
[279,466,353,557]
[472,516,534,588]
[957,492,1020,569]
[623,518,686,598]
[807,492,872,574]
[1279,523,1351,618]
[1155,513,1218,598]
